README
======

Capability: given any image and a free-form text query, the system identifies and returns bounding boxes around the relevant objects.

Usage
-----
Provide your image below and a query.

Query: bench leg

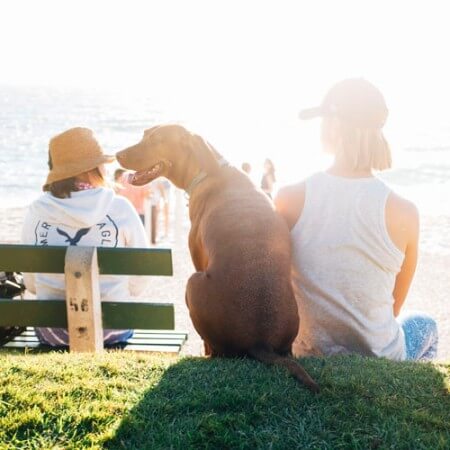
[64,246,103,353]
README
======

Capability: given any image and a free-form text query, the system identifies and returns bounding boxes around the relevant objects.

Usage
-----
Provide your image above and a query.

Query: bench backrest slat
[0,245,173,276]
[0,299,175,330]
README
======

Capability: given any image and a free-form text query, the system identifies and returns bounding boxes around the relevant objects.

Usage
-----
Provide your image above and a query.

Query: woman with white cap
[275,79,438,361]
[21,127,149,346]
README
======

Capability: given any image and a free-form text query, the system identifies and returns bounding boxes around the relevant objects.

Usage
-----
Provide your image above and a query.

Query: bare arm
[386,194,420,317]
[274,182,306,230]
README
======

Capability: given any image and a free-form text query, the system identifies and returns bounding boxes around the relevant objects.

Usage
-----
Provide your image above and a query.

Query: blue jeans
[397,311,438,361]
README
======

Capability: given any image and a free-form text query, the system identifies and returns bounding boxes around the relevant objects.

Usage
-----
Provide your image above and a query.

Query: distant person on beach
[242,162,260,186]
[261,158,276,198]
[114,168,150,225]
[275,78,438,361]
[21,127,149,347]
[241,162,252,175]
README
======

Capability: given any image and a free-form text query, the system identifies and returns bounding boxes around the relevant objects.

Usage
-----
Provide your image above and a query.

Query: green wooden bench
[0,244,187,353]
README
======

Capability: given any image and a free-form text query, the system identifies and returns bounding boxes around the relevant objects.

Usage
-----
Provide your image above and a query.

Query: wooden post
[64,246,103,353]
[151,205,158,244]
[144,197,151,242]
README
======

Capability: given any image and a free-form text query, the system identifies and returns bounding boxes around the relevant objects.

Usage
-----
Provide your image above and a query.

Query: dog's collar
[184,158,229,198]
[185,171,208,197]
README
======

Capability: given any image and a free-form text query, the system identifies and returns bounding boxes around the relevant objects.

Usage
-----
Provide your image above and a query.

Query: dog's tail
[248,345,320,393]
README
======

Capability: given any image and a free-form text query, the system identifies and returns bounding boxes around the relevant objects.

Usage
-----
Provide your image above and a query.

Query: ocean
[1,84,450,254]
[0,85,172,208]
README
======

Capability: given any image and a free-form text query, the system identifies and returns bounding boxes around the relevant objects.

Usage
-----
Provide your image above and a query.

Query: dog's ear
[188,133,221,174]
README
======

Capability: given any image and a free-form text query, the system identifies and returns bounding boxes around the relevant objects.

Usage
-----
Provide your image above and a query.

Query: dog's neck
[184,157,229,198]
[185,171,208,197]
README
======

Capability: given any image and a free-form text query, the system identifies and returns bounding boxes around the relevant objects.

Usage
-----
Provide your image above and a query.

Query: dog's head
[116,124,221,189]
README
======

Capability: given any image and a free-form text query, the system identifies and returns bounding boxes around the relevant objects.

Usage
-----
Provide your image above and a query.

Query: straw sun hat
[44,127,115,186]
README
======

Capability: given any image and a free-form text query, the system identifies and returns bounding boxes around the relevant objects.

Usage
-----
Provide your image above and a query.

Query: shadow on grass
[104,355,449,450]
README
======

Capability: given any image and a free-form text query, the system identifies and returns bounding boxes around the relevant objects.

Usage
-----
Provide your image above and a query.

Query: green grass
[0,352,448,450]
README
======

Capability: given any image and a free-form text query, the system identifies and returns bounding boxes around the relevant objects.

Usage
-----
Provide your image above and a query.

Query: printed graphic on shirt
[34,215,119,247]
[56,227,91,245]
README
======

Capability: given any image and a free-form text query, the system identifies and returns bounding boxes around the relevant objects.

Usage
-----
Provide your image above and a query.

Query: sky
[1,0,450,180]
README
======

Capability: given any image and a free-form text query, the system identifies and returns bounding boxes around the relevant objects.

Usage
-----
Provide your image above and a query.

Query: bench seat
[3,327,187,353]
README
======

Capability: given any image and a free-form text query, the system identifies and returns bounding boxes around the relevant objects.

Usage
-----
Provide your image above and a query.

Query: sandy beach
[1,206,448,360]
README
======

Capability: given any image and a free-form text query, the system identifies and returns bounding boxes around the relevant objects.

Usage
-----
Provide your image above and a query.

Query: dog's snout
[115,150,125,164]
[115,148,134,169]
[115,142,143,169]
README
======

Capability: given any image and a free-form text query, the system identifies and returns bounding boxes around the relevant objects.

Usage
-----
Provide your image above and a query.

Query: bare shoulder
[385,191,419,251]
[386,191,419,227]
[274,181,306,230]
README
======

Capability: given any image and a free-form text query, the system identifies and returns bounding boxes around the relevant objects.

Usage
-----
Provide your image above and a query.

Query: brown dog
[116,124,318,392]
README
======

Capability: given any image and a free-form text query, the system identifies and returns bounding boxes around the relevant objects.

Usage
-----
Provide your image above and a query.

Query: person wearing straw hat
[275,78,438,361]
[21,127,149,347]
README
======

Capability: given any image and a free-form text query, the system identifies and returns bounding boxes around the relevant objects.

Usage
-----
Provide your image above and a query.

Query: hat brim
[44,154,115,186]
[298,107,324,120]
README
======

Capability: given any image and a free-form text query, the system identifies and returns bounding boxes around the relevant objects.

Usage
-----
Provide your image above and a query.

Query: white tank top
[291,172,406,360]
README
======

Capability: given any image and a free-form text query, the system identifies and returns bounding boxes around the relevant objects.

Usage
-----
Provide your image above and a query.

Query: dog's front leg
[204,341,212,356]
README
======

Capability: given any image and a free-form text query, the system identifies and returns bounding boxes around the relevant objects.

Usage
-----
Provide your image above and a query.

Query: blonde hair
[321,117,392,171]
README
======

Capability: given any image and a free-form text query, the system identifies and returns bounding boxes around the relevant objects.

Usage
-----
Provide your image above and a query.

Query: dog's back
[188,167,299,352]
